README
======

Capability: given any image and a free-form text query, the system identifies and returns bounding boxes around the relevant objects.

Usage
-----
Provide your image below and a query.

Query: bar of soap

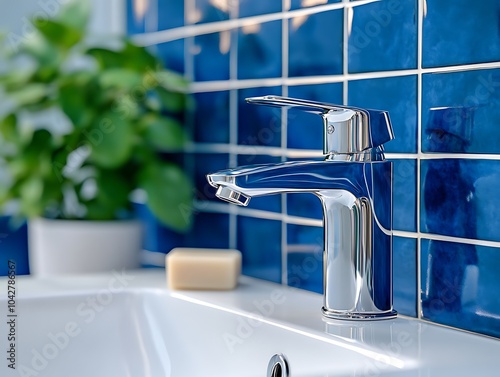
[166,248,242,290]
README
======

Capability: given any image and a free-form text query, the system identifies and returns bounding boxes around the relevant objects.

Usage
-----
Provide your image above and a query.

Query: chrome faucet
[206,96,397,320]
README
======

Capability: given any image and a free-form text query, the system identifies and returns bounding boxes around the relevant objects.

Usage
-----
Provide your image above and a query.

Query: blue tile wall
[128,0,500,338]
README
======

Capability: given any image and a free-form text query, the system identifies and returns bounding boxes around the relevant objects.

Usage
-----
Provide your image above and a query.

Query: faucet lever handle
[246,95,394,156]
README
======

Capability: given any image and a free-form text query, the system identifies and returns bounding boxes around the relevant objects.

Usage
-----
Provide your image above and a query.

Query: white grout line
[416,0,424,320]
[186,143,500,161]
[132,0,378,46]
[281,3,289,286]
[342,0,350,106]
[185,59,500,93]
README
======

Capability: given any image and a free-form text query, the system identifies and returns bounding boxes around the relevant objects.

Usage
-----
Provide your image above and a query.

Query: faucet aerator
[216,186,251,206]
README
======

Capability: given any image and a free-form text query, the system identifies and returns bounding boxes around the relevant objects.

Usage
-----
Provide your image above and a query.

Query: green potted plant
[0,1,193,276]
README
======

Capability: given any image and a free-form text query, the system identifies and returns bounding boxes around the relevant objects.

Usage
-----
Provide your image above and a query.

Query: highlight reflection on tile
[421,159,500,242]
[421,238,500,338]
[349,75,418,153]
[422,69,500,154]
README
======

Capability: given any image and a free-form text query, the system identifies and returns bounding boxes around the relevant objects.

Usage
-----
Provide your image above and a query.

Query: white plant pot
[28,218,142,277]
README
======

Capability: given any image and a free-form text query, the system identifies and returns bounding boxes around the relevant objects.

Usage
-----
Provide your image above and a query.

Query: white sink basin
[1,270,498,376]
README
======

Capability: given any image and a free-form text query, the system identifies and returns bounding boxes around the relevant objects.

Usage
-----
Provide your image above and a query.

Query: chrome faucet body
[207,96,397,320]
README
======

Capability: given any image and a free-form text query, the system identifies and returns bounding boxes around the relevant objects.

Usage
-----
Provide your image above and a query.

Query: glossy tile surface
[194,0,230,23]
[421,159,500,242]
[349,75,418,153]
[348,0,417,72]
[238,86,282,147]
[193,32,230,81]
[289,0,340,10]
[286,224,323,293]
[422,69,500,154]
[0,217,29,276]
[193,91,230,143]
[239,1,281,17]
[289,10,343,77]
[238,21,282,79]
[237,216,282,283]
[393,236,417,317]
[423,0,500,68]
[287,84,343,150]
[421,238,500,338]
[392,159,417,232]
[157,0,185,30]
[156,40,185,74]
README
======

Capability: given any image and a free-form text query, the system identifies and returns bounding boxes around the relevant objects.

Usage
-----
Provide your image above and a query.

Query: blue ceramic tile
[157,0,184,30]
[422,69,500,154]
[289,10,343,77]
[238,21,282,79]
[423,0,500,68]
[287,192,323,220]
[195,153,230,202]
[155,40,185,74]
[348,0,417,72]
[237,155,282,213]
[194,0,230,23]
[348,75,418,153]
[287,224,323,293]
[289,0,340,11]
[193,31,230,81]
[184,212,230,248]
[126,0,147,34]
[0,217,29,276]
[239,1,281,18]
[193,91,230,143]
[393,236,416,317]
[392,159,417,232]
[238,86,282,147]
[287,84,343,150]
[237,216,282,283]
[421,239,500,338]
[421,159,500,242]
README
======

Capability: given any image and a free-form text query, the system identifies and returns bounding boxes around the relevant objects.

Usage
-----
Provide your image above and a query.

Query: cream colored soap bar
[166,248,242,290]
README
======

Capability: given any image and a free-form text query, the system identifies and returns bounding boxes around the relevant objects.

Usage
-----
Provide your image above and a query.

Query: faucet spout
[207,159,396,320]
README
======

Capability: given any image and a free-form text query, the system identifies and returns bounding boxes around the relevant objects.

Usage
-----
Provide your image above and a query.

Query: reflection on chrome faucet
[423,106,478,314]
[207,96,397,320]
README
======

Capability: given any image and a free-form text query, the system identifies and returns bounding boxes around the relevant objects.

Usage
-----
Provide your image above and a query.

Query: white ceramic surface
[0,270,498,376]
[28,218,142,276]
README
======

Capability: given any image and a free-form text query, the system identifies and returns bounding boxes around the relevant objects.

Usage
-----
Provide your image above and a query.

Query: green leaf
[57,0,91,32]
[9,84,47,106]
[0,114,18,142]
[58,73,95,127]
[95,169,133,209]
[86,42,158,73]
[19,176,44,217]
[142,114,186,151]
[154,70,188,92]
[0,69,34,91]
[33,19,82,49]
[155,87,186,113]
[99,69,143,89]
[139,162,193,232]
[122,41,158,72]
[86,48,124,70]
[87,112,134,168]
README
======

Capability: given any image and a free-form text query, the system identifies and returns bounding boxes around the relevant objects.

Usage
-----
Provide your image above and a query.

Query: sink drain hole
[267,354,289,377]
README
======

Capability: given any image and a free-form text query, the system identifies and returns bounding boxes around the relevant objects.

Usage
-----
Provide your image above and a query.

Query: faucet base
[322,307,397,321]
